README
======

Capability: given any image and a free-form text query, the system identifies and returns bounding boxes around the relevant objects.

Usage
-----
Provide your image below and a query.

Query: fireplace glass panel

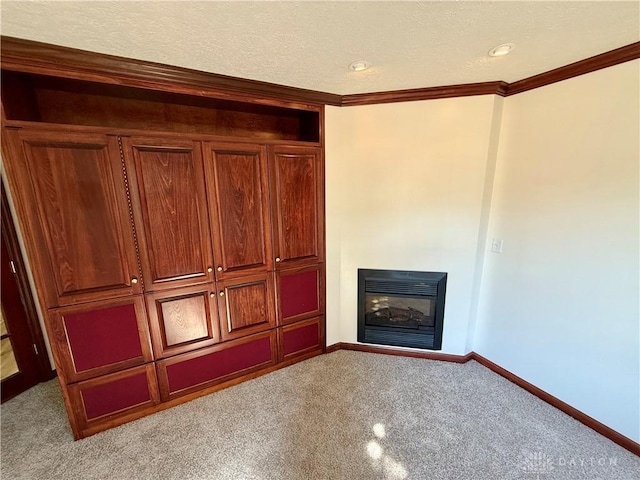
[365,294,435,330]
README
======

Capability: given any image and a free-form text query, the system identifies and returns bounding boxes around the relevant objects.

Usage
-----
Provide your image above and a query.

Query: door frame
[1,180,55,402]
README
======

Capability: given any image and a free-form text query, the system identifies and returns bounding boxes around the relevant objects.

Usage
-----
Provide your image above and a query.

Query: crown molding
[1,37,638,108]
[506,41,640,96]
[340,42,640,105]
[0,36,343,109]
[341,81,508,106]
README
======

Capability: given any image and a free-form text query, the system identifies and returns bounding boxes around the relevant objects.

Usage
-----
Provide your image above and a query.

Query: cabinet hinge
[9,260,17,274]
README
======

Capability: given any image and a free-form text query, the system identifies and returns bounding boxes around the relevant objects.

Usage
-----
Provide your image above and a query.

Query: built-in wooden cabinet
[1,38,325,440]
[67,363,160,435]
[157,331,277,401]
[146,284,220,359]
[204,142,272,278]
[46,296,153,384]
[4,130,141,308]
[123,136,215,291]
[269,146,324,268]
[279,316,324,362]
[277,264,324,325]
[217,273,276,341]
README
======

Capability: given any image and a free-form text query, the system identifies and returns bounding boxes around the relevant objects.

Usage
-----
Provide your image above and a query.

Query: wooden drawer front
[48,297,152,383]
[68,364,159,433]
[277,265,324,325]
[158,331,276,400]
[147,285,220,359]
[279,317,324,361]
[217,274,276,341]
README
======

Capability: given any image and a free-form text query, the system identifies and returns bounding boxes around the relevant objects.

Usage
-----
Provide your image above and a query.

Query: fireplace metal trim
[357,269,447,350]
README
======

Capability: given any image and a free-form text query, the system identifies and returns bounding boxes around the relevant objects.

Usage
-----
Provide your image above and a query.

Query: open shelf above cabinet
[1,70,321,142]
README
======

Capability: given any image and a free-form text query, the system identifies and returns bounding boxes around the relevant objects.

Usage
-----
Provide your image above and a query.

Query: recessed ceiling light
[488,43,516,57]
[349,60,370,72]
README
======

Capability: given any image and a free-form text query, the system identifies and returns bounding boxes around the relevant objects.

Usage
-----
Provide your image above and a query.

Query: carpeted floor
[1,350,638,479]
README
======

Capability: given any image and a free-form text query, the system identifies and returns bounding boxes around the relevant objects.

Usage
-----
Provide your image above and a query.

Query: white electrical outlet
[491,238,504,254]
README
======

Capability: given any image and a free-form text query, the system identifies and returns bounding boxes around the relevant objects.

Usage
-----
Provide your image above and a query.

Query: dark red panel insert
[64,303,143,372]
[283,323,319,356]
[167,336,272,393]
[82,372,150,420]
[280,270,318,319]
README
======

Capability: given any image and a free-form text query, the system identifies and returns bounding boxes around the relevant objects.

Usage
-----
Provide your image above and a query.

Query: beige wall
[325,95,502,354]
[474,60,640,442]
[325,60,639,442]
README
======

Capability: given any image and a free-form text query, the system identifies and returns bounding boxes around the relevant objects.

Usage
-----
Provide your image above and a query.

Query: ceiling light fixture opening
[349,60,370,72]
[488,43,515,57]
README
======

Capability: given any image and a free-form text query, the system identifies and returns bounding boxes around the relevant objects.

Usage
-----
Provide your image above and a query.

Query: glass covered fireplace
[358,269,447,350]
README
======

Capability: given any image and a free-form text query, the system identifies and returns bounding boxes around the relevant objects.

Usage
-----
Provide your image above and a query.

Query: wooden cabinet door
[123,137,214,291]
[7,130,141,307]
[277,264,324,326]
[278,316,324,362]
[216,273,276,341]
[146,284,220,359]
[203,142,272,278]
[47,296,153,384]
[269,146,324,268]
[67,364,160,439]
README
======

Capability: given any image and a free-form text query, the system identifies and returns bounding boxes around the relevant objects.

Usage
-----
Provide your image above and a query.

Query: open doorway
[1,180,54,402]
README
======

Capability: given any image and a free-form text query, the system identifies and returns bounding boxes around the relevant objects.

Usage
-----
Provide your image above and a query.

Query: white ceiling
[1,1,639,95]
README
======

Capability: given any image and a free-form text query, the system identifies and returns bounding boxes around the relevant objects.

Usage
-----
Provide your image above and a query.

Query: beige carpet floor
[1,350,638,479]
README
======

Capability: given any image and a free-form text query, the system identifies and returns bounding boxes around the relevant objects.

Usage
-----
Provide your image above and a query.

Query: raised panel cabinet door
[203,142,272,278]
[10,130,141,307]
[123,137,214,291]
[217,273,276,341]
[146,284,220,359]
[269,146,324,268]
[46,296,153,384]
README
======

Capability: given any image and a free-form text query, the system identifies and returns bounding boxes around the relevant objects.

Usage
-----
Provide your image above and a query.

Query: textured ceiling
[1,1,639,95]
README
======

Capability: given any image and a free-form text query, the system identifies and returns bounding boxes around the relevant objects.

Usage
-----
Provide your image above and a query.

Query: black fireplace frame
[357,269,447,350]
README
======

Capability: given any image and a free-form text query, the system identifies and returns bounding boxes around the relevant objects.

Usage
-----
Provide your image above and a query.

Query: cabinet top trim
[0,36,340,109]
